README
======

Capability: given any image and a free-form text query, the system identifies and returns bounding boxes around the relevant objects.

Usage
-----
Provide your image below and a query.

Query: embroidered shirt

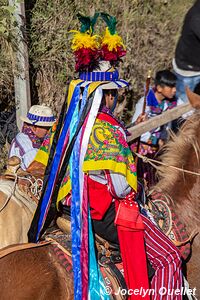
[88,107,133,200]
[89,170,132,199]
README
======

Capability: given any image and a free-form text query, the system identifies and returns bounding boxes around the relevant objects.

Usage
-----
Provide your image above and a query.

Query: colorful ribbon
[35,81,82,241]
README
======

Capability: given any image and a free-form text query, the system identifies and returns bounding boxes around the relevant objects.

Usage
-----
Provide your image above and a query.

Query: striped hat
[79,60,129,90]
[20,104,55,127]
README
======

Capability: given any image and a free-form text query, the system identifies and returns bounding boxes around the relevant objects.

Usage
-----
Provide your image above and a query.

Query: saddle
[50,216,128,300]
[1,156,43,204]
[147,190,193,260]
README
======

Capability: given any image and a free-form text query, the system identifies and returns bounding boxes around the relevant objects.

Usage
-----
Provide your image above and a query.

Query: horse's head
[186,86,200,109]
[155,107,200,240]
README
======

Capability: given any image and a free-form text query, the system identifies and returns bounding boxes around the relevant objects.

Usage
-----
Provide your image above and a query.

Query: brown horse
[154,110,200,297]
[0,243,73,300]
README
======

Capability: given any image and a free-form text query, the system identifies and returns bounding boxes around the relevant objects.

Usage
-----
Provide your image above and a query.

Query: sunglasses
[110,90,118,97]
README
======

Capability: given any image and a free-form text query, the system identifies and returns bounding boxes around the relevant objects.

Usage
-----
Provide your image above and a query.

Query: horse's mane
[155,111,200,193]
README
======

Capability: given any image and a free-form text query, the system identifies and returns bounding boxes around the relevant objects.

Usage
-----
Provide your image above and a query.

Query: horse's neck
[0,178,37,213]
[155,115,200,236]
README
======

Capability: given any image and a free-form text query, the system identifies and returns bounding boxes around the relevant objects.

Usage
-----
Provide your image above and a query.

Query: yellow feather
[69,30,101,51]
[102,27,126,51]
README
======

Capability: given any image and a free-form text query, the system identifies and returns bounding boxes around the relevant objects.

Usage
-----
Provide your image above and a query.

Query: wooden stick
[127,103,192,143]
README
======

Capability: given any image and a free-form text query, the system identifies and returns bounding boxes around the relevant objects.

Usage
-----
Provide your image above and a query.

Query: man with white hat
[9,104,55,171]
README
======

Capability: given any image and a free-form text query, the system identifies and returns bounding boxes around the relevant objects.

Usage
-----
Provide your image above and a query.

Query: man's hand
[135,113,148,125]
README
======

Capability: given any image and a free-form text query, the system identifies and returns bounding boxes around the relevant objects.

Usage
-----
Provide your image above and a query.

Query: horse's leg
[0,245,74,300]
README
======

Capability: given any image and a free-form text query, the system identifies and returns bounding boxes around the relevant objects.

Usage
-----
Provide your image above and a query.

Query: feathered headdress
[100,12,126,64]
[69,13,101,72]
[70,12,127,72]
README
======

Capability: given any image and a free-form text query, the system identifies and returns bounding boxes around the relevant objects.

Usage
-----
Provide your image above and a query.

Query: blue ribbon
[70,85,109,299]
[88,209,110,300]
[70,85,89,300]
[35,82,82,241]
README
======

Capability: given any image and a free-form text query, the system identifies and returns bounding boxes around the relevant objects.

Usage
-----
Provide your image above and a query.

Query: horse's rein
[18,175,43,200]
[0,175,43,213]
[134,152,200,176]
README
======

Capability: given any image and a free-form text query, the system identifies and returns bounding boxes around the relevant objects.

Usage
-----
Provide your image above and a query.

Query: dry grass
[0,0,17,110]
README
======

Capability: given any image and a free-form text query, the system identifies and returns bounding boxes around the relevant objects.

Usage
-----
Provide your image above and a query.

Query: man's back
[175,0,200,71]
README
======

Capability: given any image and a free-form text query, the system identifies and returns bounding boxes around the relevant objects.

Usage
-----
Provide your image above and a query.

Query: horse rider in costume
[28,13,183,300]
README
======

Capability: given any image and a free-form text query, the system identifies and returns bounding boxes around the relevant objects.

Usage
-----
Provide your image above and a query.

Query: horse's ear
[185,86,200,109]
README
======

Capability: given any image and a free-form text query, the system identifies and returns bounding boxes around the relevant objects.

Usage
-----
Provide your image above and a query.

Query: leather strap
[107,261,128,296]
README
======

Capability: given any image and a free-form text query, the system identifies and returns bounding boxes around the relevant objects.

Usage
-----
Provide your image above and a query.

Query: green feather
[100,12,117,35]
[77,12,99,33]
[77,13,91,33]
[90,12,99,33]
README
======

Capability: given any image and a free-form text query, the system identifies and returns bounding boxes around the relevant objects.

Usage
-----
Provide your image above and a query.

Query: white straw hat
[20,104,56,127]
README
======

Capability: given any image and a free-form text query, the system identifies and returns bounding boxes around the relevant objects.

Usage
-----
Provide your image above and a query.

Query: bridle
[0,174,43,213]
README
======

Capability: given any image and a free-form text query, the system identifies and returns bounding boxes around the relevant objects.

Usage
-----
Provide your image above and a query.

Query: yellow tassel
[69,30,101,51]
[102,27,126,51]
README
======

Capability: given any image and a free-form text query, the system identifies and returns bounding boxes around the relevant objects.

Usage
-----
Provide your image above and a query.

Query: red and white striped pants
[142,215,183,300]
